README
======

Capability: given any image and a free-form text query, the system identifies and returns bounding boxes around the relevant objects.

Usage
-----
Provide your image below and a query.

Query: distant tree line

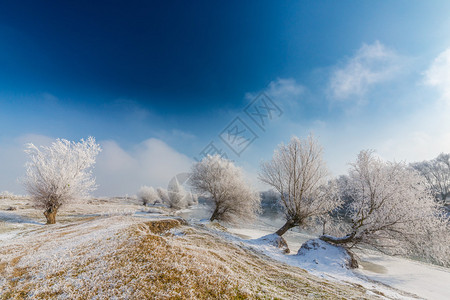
[411,153,450,205]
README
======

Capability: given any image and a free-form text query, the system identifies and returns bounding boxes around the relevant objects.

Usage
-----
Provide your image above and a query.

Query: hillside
[0,197,442,299]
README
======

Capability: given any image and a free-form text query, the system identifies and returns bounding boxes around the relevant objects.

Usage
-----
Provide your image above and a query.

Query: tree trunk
[319,232,356,245]
[210,206,220,222]
[276,220,296,236]
[44,207,58,224]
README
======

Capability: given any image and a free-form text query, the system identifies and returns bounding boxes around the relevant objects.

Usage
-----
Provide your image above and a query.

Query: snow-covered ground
[229,221,450,300]
[0,199,382,299]
[356,252,450,300]
[1,197,449,299]
[180,204,450,300]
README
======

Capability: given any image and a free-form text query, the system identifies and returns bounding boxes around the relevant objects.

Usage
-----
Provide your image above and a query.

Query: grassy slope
[0,216,386,299]
[1,197,417,299]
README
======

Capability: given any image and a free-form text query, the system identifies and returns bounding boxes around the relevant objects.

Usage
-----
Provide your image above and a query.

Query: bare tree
[23,137,101,224]
[189,155,261,223]
[137,186,159,206]
[259,135,341,236]
[321,150,450,266]
[411,153,450,204]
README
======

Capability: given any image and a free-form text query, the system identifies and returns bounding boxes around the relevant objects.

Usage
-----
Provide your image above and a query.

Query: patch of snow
[176,203,211,222]
[249,233,290,254]
[295,239,355,270]
[0,232,17,241]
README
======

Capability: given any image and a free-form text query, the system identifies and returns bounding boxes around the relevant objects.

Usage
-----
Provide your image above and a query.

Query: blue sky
[1,1,450,195]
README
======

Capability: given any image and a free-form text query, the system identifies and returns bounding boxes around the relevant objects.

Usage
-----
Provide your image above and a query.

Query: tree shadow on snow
[0,212,44,225]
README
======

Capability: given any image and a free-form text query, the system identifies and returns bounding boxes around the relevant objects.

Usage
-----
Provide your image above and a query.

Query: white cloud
[425,47,450,101]
[375,49,450,162]
[246,78,304,108]
[265,78,304,103]
[329,41,401,101]
[154,129,196,145]
[378,129,450,163]
[95,138,193,196]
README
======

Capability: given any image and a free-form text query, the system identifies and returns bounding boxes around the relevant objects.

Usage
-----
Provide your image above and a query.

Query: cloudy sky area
[1,1,450,196]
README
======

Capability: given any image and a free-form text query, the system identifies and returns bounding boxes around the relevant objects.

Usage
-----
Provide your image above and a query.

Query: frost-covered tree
[23,137,101,224]
[167,177,188,209]
[321,150,450,266]
[411,153,450,204]
[0,191,18,200]
[333,175,356,219]
[259,135,341,236]
[185,191,199,206]
[156,187,169,205]
[189,155,261,223]
[137,186,159,206]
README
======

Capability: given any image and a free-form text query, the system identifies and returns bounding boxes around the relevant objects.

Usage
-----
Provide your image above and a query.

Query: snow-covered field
[356,252,450,300]
[227,220,450,300]
[184,204,450,300]
[1,197,449,299]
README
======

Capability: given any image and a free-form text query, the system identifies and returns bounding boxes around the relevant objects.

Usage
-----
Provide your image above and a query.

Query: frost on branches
[411,153,450,204]
[23,137,102,224]
[189,155,261,223]
[137,186,159,206]
[147,182,197,209]
[259,135,341,236]
[321,150,450,267]
[167,177,188,210]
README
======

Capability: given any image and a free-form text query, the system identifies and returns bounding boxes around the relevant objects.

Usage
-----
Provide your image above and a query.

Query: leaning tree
[321,150,450,266]
[23,137,101,224]
[259,135,341,236]
[189,155,261,223]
